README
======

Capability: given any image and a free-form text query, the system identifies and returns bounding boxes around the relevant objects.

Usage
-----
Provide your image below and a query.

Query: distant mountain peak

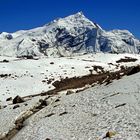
[69,11,85,18]
[0,12,139,57]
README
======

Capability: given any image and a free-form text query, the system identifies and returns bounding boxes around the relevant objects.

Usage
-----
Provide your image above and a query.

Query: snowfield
[0,53,140,140]
[0,53,140,101]
[12,72,140,140]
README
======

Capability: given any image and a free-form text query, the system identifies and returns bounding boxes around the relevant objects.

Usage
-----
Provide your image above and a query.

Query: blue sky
[0,0,140,38]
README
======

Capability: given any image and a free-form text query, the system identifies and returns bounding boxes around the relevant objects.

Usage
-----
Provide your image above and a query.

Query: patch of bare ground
[0,99,48,140]
[92,65,105,73]
[54,65,140,90]
[0,74,11,78]
[116,57,137,63]
[126,66,140,76]
[0,59,9,63]
[23,65,140,99]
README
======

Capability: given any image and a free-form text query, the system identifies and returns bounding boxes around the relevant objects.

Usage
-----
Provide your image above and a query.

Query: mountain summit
[0,12,140,57]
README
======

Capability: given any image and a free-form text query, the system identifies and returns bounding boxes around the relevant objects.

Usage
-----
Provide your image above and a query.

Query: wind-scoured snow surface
[0,53,140,140]
[12,72,140,140]
[0,12,140,57]
[0,53,139,101]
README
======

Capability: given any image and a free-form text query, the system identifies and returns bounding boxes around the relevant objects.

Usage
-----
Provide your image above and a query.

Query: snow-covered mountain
[0,12,140,57]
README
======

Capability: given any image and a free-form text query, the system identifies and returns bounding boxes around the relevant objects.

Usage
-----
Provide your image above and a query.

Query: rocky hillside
[0,12,140,57]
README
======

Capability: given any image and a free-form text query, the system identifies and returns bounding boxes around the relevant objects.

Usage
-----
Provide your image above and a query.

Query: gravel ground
[11,72,140,140]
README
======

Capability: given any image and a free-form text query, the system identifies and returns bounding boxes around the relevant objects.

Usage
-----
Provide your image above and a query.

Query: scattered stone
[3,105,7,108]
[93,65,105,73]
[47,78,54,84]
[66,90,74,95]
[2,59,9,63]
[89,69,93,75]
[6,97,12,101]
[75,89,85,93]
[59,111,68,116]
[105,131,116,138]
[13,96,24,104]
[42,80,46,83]
[24,103,28,106]
[50,62,54,65]
[31,38,36,42]
[91,113,98,117]
[39,99,48,106]
[85,66,90,68]
[55,98,60,102]
[13,105,20,109]
[45,113,55,117]
[115,103,126,108]
[53,104,60,108]
[0,74,11,78]
[26,55,34,59]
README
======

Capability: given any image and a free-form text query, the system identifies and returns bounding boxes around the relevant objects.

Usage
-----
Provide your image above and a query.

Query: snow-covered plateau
[0,12,140,140]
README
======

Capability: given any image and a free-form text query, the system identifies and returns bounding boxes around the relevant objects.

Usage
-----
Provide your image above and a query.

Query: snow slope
[12,71,140,139]
[0,53,140,101]
[0,12,140,57]
[1,60,140,140]
[0,52,140,140]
